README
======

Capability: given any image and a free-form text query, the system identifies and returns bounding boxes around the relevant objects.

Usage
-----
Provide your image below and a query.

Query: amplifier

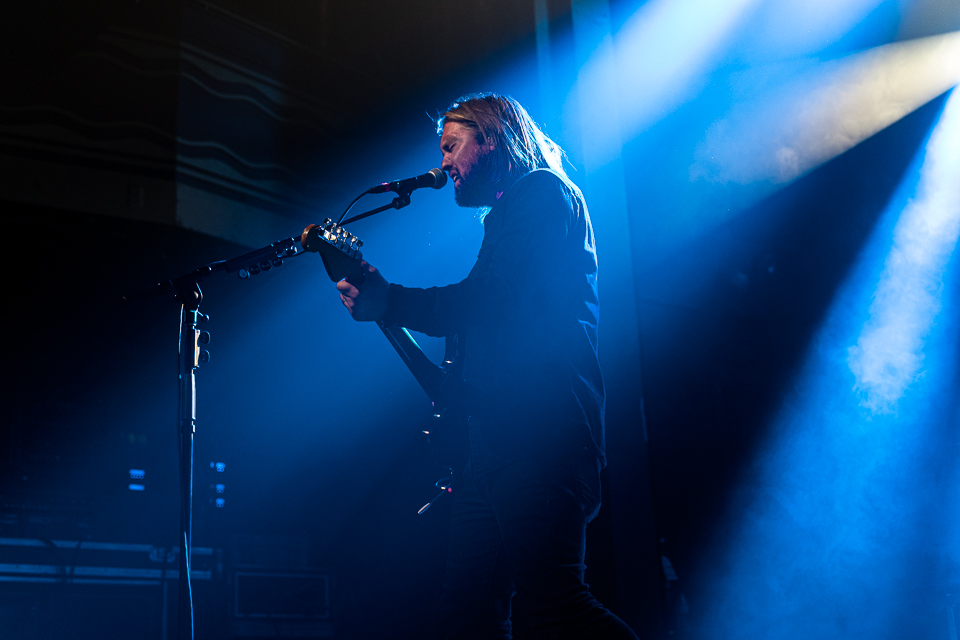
[0,536,218,586]
[0,537,221,640]
[225,534,334,639]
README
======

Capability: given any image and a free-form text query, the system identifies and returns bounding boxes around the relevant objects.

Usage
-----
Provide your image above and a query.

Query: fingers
[335,261,388,322]
[336,279,358,296]
[336,278,357,317]
[339,261,379,296]
[341,263,369,289]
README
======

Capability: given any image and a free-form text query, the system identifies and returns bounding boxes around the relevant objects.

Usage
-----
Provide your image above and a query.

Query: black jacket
[381,169,605,462]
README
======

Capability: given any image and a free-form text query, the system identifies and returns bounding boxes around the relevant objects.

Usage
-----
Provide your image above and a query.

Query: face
[440,122,498,208]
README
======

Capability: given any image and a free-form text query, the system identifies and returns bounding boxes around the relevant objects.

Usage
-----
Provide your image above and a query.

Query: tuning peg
[199,331,211,345]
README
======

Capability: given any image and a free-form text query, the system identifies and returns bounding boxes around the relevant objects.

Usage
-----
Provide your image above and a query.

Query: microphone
[367,168,447,194]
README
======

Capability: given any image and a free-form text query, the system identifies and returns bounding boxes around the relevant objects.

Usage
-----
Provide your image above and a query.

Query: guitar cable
[337,192,367,225]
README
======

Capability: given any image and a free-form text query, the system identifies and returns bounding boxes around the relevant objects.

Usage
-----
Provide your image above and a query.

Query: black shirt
[381,169,605,462]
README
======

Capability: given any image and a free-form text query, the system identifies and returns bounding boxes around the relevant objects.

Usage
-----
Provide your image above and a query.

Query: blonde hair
[437,93,567,184]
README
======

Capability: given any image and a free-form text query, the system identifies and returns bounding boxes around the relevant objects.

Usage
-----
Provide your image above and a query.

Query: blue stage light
[696,87,960,640]
[848,87,960,414]
[691,32,960,187]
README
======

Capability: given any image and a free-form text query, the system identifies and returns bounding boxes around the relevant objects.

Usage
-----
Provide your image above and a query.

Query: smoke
[848,86,960,414]
[690,31,960,186]
[695,89,960,640]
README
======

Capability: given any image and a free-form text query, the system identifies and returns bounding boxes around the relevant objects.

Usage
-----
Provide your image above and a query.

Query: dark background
[2,1,959,639]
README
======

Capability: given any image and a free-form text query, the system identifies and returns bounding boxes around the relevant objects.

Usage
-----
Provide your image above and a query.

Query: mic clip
[391,191,412,208]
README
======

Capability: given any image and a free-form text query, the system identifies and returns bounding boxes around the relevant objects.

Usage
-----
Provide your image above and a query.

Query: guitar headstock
[301,219,365,282]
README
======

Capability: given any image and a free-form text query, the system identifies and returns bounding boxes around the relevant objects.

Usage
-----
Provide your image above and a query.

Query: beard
[454,149,501,208]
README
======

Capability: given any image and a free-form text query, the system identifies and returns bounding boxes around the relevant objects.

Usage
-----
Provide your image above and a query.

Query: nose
[441,155,453,174]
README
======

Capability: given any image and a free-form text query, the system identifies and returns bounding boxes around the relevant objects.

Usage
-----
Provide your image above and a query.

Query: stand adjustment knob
[199,331,211,345]
[199,350,211,364]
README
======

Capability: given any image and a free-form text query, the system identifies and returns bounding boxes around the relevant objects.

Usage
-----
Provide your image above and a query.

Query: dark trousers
[439,418,639,640]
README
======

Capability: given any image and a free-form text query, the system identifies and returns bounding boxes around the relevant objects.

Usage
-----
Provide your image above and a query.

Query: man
[337,93,638,639]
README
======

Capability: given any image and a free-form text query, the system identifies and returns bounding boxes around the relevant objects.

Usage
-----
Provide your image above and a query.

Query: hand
[336,260,389,321]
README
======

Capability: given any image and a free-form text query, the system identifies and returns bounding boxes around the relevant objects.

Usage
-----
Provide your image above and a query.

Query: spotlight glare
[691,31,960,186]
[847,87,960,414]
[696,87,960,640]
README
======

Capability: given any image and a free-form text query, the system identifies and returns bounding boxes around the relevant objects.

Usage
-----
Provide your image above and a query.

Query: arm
[381,170,578,337]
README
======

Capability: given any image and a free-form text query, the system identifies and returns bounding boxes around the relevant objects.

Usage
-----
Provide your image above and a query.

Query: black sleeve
[381,171,576,337]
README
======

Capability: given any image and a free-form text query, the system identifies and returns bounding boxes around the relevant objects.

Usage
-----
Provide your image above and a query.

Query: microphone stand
[122,236,303,640]
[121,187,417,638]
[341,191,412,226]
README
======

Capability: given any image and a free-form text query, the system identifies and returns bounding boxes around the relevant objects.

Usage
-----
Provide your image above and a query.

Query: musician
[337,93,638,639]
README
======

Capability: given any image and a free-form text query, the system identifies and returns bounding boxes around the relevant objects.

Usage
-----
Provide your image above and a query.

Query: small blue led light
[215,462,225,472]
[128,484,145,491]
[215,484,225,493]
[129,469,145,480]
[215,498,225,508]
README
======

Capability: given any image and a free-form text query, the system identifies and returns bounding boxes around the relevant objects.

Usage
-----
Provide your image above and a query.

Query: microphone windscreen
[429,168,448,189]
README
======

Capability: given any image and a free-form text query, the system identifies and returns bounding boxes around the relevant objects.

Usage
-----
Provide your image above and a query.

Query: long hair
[437,93,568,186]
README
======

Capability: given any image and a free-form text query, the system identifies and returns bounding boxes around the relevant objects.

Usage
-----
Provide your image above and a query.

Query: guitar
[300,220,466,469]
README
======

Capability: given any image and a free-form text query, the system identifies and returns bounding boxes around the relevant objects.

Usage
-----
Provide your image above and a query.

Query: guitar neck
[376,321,446,403]
[298,222,449,404]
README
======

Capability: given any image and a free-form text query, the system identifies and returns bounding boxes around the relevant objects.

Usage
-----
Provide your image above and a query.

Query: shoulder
[498,169,584,216]
[480,169,584,242]
[511,168,580,198]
